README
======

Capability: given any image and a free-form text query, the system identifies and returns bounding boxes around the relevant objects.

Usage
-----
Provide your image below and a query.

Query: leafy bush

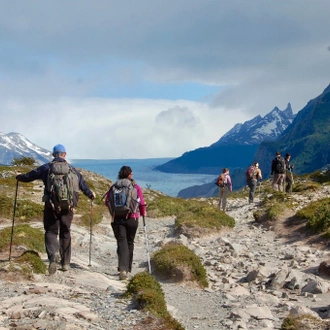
[125,272,184,330]
[11,157,36,166]
[152,242,208,288]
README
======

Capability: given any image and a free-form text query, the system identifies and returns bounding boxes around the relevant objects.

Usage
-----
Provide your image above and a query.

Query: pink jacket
[131,184,147,218]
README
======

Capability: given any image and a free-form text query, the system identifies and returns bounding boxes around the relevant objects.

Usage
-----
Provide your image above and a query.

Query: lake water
[71,158,216,197]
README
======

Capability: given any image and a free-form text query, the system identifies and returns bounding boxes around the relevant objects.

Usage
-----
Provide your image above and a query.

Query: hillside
[255,84,330,177]
[1,165,330,329]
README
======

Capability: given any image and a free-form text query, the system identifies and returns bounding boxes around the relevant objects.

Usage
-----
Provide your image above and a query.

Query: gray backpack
[46,161,79,212]
[106,178,140,217]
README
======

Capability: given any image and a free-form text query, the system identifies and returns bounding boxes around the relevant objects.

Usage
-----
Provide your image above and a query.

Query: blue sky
[1,1,330,159]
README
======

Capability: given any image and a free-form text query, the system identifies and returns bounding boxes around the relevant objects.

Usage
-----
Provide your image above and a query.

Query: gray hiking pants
[247,179,257,203]
[43,207,73,266]
[219,186,229,211]
[272,173,286,191]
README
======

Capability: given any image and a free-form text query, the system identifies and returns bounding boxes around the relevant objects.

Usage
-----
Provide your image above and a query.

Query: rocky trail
[1,186,330,329]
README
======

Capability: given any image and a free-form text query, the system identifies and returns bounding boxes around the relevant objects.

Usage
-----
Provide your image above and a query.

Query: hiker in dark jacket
[246,162,262,204]
[271,151,286,191]
[284,153,294,193]
[16,144,95,275]
[108,166,146,281]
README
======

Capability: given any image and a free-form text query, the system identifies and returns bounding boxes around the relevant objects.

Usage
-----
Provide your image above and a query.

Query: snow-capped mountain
[0,132,52,165]
[212,103,295,146]
[155,103,295,175]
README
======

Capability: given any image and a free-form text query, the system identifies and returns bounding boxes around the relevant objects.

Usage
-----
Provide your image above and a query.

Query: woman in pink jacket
[217,168,232,212]
[108,166,146,280]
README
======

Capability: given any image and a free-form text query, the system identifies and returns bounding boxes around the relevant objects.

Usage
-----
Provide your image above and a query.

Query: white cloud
[0,97,251,159]
[0,0,330,158]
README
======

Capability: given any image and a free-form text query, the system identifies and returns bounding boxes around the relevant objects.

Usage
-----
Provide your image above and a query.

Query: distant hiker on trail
[216,168,232,212]
[271,151,286,191]
[284,153,294,193]
[246,162,262,204]
[105,166,146,281]
[16,144,95,275]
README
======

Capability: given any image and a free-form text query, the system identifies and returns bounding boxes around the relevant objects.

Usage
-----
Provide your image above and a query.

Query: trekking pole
[142,216,152,274]
[88,200,94,267]
[9,180,19,261]
[258,181,261,201]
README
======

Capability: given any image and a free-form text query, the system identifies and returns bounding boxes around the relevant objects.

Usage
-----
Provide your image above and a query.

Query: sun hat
[53,144,66,154]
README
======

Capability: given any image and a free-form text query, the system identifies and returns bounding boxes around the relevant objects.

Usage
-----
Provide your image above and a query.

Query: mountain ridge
[0,132,52,165]
[155,103,295,176]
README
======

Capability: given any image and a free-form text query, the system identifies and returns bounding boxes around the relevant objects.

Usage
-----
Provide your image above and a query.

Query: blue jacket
[16,157,94,200]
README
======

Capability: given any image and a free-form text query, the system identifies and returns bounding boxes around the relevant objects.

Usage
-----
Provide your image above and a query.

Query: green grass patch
[16,250,47,275]
[175,200,235,230]
[152,242,208,288]
[253,192,294,222]
[296,197,330,233]
[145,192,235,232]
[292,180,321,193]
[125,271,184,330]
[0,224,45,252]
[310,169,330,184]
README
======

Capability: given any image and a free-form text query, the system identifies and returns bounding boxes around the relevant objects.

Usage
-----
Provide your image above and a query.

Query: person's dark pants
[286,173,293,193]
[111,217,139,273]
[247,179,257,203]
[43,207,73,266]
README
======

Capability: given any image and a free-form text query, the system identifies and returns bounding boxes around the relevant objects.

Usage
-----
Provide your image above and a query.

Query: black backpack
[274,157,286,174]
[46,161,79,212]
[106,178,140,217]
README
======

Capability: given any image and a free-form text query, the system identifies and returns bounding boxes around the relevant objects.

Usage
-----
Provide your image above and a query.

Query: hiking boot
[48,253,59,275]
[119,271,128,281]
[61,264,70,272]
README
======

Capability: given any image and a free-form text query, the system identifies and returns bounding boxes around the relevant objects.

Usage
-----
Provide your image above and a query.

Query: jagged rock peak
[212,104,295,147]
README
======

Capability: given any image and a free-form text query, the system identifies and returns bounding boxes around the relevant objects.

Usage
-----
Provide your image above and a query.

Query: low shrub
[125,272,184,330]
[152,242,208,288]
[296,198,330,233]
[281,313,330,329]
[11,157,36,166]
[145,192,235,233]
[0,224,45,252]
[16,250,47,275]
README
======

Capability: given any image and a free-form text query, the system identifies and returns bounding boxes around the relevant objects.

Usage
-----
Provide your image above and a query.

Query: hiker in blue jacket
[16,144,95,275]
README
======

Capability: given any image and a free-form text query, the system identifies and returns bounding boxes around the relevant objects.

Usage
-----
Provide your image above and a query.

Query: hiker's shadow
[70,262,85,270]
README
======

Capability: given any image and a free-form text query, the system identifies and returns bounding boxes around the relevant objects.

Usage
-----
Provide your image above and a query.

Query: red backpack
[216,174,227,187]
[246,166,255,180]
